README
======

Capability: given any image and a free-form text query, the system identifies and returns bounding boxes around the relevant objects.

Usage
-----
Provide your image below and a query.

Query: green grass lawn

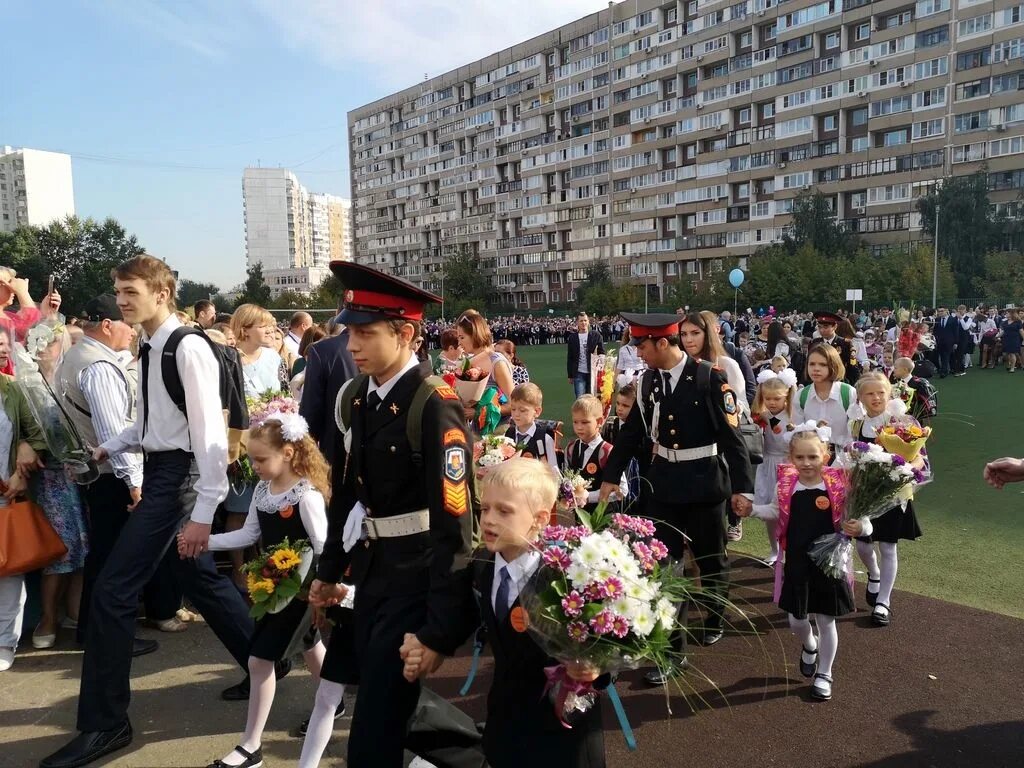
[514,343,1024,619]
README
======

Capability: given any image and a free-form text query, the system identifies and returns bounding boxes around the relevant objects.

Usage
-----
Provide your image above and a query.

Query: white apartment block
[243,168,351,296]
[0,146,75,234]
[349,0,1024,308]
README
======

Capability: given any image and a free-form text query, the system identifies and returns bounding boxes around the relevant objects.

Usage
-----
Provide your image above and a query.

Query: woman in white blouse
[231,304,283,399]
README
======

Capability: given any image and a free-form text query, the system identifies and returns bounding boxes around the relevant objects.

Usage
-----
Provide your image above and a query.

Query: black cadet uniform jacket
[604,357,754,505]
[318,361,474,655]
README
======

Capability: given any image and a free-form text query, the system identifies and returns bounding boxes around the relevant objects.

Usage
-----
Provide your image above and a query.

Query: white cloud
[251,0,608,91]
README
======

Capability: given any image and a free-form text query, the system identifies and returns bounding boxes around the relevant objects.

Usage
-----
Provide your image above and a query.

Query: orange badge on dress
[510,606,529,633]
[280,505,294,519]
[522,451,534,459]
[586,462,598,474]
[815,496,831,511]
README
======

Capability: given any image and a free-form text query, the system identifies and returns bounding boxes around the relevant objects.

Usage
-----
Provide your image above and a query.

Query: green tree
[272,290,310,310]
[574,260,613,309]
[973,252,1024,303]
[3,216,145,315]
[784,190,860,258]
[443,246,492,307]
[178,279,223,310]
[308,275,345,309]
[235,262,273,308]
[918,171,1001,295]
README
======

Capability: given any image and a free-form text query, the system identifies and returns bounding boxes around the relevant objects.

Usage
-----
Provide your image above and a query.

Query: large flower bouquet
[519,503,692,723]
[876,419,931,462]
[590,350,617,417]
[243,536,314,619]
[472,434,518,476]
[558,468,592,512]
[809,442,925,579]
[443,357,489,404]
[228,392,300,500]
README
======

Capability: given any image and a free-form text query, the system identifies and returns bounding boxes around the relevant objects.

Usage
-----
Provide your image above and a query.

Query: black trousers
[647,498,730,649]
[77,474,182,644]
[347,589,485,768]
[77,451,253,732]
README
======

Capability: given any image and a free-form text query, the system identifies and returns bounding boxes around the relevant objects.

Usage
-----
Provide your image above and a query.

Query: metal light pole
[932,203,940,309]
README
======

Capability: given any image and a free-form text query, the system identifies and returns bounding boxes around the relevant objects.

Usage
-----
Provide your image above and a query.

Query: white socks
[789,614,816,652]
[298,679,346,768]
[877,542,898,608]
[766,519,780,561]
[815,615,838,678]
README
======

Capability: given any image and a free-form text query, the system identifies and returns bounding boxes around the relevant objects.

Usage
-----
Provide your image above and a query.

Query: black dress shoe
[131,638,159,658]
[207,744,262,768]
[865,578,880,607]
[39,721,132,768]
[799,646,818,678]
[699,629,724,647]
[297,698,346,736]
[222,658,292,700]
[643,658,689,686]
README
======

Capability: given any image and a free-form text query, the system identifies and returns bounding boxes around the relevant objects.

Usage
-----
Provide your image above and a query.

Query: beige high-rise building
[0,146,75,234]
[243,168,350,296]
[348,0,1024,308]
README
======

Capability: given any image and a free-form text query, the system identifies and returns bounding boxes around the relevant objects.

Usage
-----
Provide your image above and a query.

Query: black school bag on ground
[162,327,250,431]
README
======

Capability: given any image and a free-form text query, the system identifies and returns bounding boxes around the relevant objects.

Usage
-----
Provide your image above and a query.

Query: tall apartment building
[242,168,351,296]
[349,0,1024,308]
[0,146,75,234]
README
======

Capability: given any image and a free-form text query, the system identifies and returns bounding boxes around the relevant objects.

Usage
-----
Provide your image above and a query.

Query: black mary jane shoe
[208,745,263,768]
[799,646,818,678]
[871,603,891,627]
[865,578,881,607]
[39,721,133,768]
[810,673,833,701]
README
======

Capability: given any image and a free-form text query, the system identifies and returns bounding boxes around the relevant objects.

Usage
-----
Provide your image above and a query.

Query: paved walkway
[4,561,1023,767]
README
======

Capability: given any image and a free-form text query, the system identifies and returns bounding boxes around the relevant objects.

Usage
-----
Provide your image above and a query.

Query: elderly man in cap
[307,262,480,768]
[600,312,754,685]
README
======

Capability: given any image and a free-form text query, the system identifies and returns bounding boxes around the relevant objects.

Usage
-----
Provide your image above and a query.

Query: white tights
[856,540,898,608]
[219,642,326,767]
[298,679,346,768]
[789,613,839,677]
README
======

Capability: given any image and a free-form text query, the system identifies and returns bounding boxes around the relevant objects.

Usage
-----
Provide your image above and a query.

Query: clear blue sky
[3,0,602,290]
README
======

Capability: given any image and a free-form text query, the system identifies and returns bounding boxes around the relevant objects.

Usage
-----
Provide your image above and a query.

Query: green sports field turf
[513,343,1024,619]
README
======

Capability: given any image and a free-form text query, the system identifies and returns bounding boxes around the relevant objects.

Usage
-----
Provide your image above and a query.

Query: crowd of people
[0,256,1010,767]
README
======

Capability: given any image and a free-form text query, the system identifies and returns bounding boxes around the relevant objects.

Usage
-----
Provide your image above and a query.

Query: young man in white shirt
[42,257,248,768]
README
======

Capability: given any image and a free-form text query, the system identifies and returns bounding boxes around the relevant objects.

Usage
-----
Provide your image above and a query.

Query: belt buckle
[362,518,378,540]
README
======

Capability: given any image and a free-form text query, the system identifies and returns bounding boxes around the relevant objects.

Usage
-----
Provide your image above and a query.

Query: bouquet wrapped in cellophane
[558,468,592,513]
[243,536,314,619]
[809,442,925,579]
[519,502,694,726]
[590,350,617,418]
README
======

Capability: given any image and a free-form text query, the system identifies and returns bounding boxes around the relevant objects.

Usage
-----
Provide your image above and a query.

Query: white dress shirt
[512,422,559,471]
[283,331,302,358]
[491,549,541,614]
[77,337,143,489]
[368,354,420,406]
[207,482,328,555]
[102,313,229,525]
[794,381,856,447]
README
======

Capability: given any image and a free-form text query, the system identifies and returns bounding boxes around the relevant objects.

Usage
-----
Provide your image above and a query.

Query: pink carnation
[589,609,615,636]
[560,590,585,617]
[541,547,572,572]
[610,615,630,639]
[499,443,518,459]
[649,539,669,561]
[601,577,624,600]
[542,525,568,542]
[567,621,590,643]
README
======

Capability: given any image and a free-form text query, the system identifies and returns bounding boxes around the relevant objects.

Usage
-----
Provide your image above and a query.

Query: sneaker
[953,371,966,377]
[726,522,743,542]
[145,617,188,633]
[297,699,346,736]
[0,647,13,671]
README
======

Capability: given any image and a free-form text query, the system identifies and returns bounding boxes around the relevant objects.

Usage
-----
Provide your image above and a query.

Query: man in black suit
[933,306,958,379]
[565,312,604,397]
[299,317,358,466]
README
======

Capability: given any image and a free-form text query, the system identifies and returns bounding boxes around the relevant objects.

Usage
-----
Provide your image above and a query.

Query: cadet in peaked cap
[330,261,441,326]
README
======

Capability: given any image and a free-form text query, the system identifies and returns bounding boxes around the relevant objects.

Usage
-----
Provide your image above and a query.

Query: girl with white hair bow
[750,368,799,565]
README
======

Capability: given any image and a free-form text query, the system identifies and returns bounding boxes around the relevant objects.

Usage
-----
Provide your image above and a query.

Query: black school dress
[248,481,320,662]
[853,424,923,543]
[778,488,855,620]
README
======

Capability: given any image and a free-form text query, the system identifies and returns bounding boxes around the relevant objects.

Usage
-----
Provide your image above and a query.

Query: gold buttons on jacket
[390,446,397,453]
[670,429,676,435]
[673,443,679,449]
[667,415,674,421]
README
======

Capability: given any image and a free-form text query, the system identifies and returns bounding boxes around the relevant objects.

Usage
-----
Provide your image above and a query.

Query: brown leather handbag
[0,498,67,577]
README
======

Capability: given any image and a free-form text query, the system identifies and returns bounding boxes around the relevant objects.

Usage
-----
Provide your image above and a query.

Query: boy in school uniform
[505,383,559,472]
[401,458,606,768]
[565,395,627,513]
[601,384,643,504]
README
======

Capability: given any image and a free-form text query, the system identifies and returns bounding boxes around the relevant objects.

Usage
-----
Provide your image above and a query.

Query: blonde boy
[566,395,626,510]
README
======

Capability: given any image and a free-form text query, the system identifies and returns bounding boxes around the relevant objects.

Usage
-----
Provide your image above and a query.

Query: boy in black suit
[401,458,605,768]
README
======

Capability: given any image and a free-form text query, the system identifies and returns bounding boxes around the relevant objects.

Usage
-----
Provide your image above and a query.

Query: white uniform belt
[363,509,430,539]
[655,443,718,462]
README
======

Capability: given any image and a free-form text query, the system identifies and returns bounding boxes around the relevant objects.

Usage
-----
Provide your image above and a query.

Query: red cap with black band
[329,261,441,325]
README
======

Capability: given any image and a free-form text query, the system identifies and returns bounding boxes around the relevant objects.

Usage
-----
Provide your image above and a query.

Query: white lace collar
[253,479,312,514]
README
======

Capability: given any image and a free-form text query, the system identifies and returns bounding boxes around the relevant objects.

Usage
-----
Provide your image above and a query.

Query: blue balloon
[729,268,745,288]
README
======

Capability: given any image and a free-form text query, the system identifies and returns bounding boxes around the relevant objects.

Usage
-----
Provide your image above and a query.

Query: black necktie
[663,371,673,396]
[140,342,151,437]
[495,566,511,624]
[516,432,527,444]
[769,417,780,428]
[367,390,381,410]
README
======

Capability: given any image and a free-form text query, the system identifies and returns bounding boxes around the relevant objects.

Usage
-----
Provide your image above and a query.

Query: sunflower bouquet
[242,536,314,619]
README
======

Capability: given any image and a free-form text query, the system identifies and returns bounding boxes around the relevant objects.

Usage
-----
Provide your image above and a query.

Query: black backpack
[161,327,249,431]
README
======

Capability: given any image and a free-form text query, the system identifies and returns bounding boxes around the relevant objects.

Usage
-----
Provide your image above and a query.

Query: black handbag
[738,412,764,465]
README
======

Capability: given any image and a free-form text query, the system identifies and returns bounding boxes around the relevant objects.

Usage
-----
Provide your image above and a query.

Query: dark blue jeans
[572,372,590,398]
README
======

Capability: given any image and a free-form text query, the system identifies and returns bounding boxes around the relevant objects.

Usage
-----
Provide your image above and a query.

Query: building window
[956,48,991,70]
[823,114,837,131]
[855,23,870,41]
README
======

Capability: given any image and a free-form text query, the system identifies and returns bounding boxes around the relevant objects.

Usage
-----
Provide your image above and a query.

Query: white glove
[342,501,367,552]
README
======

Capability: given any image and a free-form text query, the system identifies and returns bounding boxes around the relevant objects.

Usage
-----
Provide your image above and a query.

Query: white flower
[625,577,656,603]
[609,594,642,622]
[632,605,657,637]
[656,597,677,629]
[566,561,593,590]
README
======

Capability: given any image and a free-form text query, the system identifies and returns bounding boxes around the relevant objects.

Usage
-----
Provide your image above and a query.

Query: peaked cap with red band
[330,260,441,325]
[620,312,682,346]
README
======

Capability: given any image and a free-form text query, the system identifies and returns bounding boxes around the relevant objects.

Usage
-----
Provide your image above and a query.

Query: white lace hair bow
[756,368,798,389]
[784,420,832,446]
[263,412,309,443]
